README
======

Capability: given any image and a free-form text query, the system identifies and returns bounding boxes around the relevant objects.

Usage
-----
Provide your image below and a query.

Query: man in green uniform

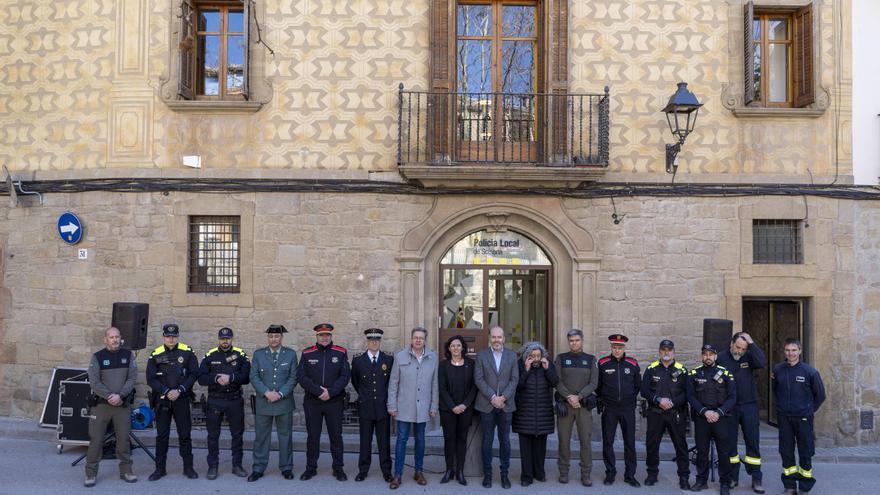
[554,328,598,486]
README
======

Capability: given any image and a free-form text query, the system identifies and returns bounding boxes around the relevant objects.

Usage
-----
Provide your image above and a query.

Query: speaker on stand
[703,318,733,353]
[111,303,149,351]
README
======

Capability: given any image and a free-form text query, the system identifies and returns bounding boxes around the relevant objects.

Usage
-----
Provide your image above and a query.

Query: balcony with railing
[396,85,610,188]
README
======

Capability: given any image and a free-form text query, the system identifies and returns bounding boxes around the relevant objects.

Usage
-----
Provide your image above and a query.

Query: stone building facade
[1,0,876,446]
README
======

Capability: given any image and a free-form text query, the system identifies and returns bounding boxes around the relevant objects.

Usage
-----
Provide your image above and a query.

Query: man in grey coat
[386,327,439,489]
[474,326,519,489]
[248,325,298,482]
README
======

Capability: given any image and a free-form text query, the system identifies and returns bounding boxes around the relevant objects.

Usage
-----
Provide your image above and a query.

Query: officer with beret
[248,325,298,482]
[687,344,737,495]
[146,323,200,481]
[198,327,250,480]
[297,323,351,481]
[597,333,641,487]
[640,339,690,489]
[350,328,394,482]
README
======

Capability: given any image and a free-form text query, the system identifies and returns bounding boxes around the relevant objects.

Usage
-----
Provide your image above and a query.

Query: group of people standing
[84,323,826,495]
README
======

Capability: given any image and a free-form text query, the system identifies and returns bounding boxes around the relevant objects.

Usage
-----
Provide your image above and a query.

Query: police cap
[364,328,383,340]
[659,339,675,349]
[314,323,334,334]
[701,343,718,354]
[218,327,233,339]
[266,324,288,334]
[608,334,628,345]
[162,323,180,337]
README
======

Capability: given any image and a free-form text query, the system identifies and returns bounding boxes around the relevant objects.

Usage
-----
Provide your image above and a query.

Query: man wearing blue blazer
[248,324,298,482]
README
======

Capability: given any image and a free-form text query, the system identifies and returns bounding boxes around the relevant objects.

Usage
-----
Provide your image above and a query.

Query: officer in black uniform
[687,344,736,495]
[146,323,200,481]
[350,328,394,482]
[716,331,767,493]
[297,323,352,481]
[772,338,825,495]
[597,333,641,487]
[640,339,690,490]
[198,327,250,480]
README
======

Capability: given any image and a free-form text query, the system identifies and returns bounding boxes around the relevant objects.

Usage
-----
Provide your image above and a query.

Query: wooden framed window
[744,2,813,108]
[179,0,249,100]
[188,216,241,293]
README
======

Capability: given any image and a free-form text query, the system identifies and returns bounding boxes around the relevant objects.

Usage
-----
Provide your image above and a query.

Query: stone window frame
[188,215,242,293]
[162,0,267,113]
[752,219,804,264]
[739,199,816,279]
[173,195,254,307]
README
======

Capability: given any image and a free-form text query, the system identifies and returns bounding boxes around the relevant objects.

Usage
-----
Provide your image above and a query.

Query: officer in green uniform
[146,323,199,481]
[248,324,298,482]
[553,328,598,486]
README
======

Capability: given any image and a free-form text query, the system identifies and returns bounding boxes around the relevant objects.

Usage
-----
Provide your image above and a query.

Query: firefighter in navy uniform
[596,333,641,487]
[350,328,394,482]
[146,323,200,481]
[716,332,767,493]
[772,338,825,495]
[198,327,251,480]
[687,344,737,495]
[297,323,352,481]
[640,339,690,490]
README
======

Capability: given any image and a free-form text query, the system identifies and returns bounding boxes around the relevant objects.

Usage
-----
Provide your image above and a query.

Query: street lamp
[662,82,702,174]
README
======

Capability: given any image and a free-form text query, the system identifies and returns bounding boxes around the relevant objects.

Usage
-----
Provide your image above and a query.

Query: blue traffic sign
[57,212,83,245]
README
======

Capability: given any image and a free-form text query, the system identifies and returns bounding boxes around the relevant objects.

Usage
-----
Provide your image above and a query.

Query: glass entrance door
[439,230,551,356]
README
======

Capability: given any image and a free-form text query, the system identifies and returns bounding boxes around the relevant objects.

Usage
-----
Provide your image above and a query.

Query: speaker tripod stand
[71,429,155,467]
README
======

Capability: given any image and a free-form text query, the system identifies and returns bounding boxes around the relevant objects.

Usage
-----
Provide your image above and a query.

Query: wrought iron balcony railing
[397,85,609,167]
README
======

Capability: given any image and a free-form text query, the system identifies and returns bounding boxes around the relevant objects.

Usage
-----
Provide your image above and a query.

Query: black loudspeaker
[112,302,149,350]
[703,318,733,353]
[57,379,92,444]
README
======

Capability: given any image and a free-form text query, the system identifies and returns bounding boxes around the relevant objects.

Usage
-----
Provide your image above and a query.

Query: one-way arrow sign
[57,212,83,245]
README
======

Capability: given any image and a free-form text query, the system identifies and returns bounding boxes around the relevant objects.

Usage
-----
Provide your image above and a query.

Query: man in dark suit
[350,328,394,482]
[474,326,519,489]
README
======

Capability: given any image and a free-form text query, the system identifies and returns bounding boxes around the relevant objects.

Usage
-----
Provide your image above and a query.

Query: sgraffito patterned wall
[0,0,851,177]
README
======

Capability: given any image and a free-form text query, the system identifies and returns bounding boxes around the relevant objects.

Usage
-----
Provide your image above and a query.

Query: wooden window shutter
[243,0,250,100]
[793,2,814,108]
[743,1,755,106]
[428,0,452,162]
[178,0,196,100]
[549,0,569,160]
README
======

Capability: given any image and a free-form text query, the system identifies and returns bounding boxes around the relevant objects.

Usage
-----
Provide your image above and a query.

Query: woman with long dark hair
[438,335,477,485]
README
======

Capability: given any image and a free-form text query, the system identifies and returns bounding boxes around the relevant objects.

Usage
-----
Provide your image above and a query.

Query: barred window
[753,219,803,264]
[189,216,241,292]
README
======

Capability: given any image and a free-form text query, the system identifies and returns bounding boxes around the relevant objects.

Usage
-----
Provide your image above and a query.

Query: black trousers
[779,414,816,492]
[601,404,636,478]
[206,396,245,468]
[440,409,473,472]
[694,415,732,486]
[305,399,345,471]
[645,410,690,479]
[518,433,548,482]
[155,398,193,469]
[728,402,763,482]
[358,414,392,476]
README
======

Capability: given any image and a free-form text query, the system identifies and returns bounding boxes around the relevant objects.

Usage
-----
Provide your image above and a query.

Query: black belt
[209,392,243,401]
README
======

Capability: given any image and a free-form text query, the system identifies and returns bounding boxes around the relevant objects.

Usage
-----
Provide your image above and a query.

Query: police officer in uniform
[640,339,690,490]
[198,327,250,480]
[146,323,199,481]
[772,338,825,495]
[597,333,641,487]
[350,328,394,482]
[717,332,767,493]
[687,344,736,495]
[249,324,298,482]
[553,328,598,486]
[297,323,351,481]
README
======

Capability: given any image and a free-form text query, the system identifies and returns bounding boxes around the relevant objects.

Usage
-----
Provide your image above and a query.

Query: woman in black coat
[513,341,558,486]
[438,335,477,485]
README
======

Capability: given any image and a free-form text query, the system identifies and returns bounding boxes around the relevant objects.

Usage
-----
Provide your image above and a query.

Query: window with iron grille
[752,219,803,264]
[189,216,241,293]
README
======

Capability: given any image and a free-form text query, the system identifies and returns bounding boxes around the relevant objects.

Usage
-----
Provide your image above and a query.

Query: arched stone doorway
[398,196,599,355]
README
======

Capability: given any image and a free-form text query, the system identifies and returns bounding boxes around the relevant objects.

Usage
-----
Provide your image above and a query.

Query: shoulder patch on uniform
[302,346,318,354]
[232,346,246,357]
[331,345,347,353]
[625,357,638,367]
[353,352,364,359]
[205,347,219,357]
[674,362,686,370]
[716,364,727,371]
[689,368,698,375]
[177,343,192,351]
[151,345,165,357]
[598,357,611,365]
[647,360,660,369]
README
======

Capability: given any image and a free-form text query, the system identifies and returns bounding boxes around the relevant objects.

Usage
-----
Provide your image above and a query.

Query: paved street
[0,437,877,495]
